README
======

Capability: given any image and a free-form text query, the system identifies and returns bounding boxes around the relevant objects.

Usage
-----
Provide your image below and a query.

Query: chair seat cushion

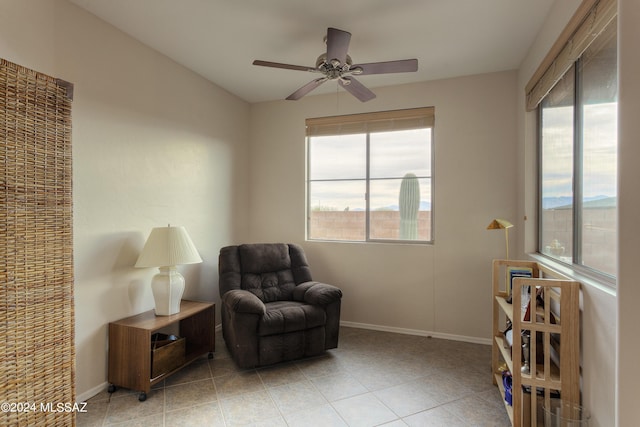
[259,301,326,337]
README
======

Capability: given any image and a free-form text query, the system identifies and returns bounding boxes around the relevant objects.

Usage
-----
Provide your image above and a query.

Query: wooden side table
[108,300,215,401]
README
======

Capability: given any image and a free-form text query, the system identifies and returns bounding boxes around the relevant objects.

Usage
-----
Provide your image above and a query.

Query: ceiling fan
[253,27,418,102]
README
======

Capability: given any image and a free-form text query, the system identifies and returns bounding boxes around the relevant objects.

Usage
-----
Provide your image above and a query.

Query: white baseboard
[77,381,108,403]
[339,320,492,346]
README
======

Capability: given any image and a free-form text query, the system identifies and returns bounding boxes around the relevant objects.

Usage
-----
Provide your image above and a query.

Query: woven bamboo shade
[1,58,75,426]
[525,0,617,111]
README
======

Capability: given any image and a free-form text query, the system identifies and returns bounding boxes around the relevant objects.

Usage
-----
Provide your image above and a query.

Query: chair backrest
[218,243,313,303]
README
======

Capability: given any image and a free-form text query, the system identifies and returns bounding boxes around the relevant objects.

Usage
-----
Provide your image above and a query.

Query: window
[538,18,617,278]
[306,107,434,243]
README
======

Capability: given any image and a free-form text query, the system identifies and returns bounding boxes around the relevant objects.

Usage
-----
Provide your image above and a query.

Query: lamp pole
[505,227,510,260]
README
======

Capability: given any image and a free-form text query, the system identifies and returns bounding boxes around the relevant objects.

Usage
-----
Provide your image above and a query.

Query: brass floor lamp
[487,218,514,259]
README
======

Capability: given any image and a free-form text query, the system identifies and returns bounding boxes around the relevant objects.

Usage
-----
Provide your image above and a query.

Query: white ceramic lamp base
[151,266,185,316]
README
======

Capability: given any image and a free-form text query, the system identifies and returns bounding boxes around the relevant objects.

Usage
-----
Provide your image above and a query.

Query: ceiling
[68,0,555,104]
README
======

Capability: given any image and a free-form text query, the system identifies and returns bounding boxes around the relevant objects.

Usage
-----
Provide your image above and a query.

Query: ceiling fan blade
[286,77,328,100]
[352,59,418,75]
[326,28,351,65]
[338,77,376,102]
[253,60,317,73]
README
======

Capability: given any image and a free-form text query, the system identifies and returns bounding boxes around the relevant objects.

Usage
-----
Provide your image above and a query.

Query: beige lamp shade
[486,218,514,230]
[135,225,202,268]
[135,225,202,316]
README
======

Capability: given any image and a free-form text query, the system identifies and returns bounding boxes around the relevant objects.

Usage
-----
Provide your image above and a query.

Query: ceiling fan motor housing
[315,54,360,80]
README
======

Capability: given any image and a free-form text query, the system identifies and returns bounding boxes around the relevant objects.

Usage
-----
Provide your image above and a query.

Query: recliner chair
[218,243,342,368]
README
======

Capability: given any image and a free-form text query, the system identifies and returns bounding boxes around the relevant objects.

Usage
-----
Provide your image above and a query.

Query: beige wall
[249,71,518,339]
[0,0,250,399]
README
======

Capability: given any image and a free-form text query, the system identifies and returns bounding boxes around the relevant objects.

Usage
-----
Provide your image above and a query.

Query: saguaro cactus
[399,173,420,240]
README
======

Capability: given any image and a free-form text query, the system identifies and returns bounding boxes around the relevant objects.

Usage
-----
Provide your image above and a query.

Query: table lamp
[487,218,514,259]
[135,225,202,315]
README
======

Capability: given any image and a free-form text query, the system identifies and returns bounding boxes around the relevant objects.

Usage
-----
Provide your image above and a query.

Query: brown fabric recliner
[218,243,342,368]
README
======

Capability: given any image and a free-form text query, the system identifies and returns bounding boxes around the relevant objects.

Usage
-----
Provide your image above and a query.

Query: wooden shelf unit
[108,300,215,400]
[492,260,580,426]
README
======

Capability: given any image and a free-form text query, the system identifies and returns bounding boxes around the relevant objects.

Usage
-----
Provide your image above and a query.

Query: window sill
[306,238,433,246]
[528,253,616,297]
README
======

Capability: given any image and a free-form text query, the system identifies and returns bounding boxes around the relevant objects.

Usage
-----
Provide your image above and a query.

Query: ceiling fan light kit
[253,27,418,102]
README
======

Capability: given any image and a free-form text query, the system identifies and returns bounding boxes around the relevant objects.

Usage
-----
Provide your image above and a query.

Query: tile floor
[77,327,510,426]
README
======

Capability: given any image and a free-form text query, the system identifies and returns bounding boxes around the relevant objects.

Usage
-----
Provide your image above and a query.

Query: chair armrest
[222,289,266,315]
[293,281,342,305]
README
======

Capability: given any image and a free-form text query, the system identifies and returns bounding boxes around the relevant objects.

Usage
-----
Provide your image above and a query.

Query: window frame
[305,108,435,245]
[537,29,617,284]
